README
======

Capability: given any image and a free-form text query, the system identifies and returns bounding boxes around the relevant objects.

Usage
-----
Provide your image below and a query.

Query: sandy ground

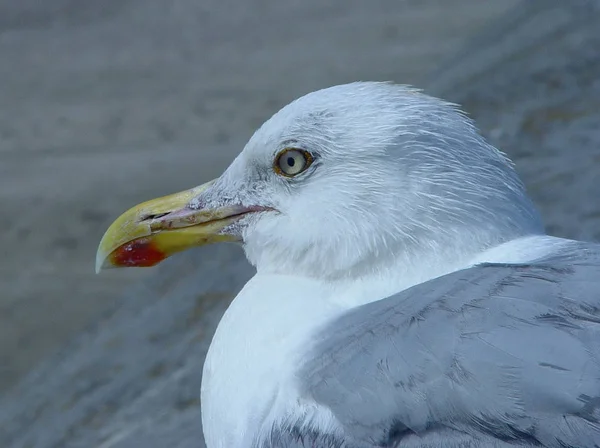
[0,0,520,391]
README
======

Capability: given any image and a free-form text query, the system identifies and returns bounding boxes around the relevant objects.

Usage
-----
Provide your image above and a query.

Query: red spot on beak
[109,238,167,267]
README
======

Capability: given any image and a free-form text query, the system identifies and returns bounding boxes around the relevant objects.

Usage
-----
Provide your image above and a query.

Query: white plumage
[190,83,600,447]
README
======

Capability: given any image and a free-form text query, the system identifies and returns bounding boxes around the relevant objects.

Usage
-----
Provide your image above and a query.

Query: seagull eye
[274,148,313,177]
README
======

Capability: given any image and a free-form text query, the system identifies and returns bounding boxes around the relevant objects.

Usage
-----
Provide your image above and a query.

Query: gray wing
[299,241,600,447]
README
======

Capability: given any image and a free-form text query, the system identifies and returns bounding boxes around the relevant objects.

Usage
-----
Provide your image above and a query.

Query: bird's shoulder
[296,240,600,446]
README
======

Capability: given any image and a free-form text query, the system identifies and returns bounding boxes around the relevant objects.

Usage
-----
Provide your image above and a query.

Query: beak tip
[95,251,108,274]
[95,238,116,273]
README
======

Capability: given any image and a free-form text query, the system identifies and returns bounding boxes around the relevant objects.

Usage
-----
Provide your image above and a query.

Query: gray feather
[298,242,600,447]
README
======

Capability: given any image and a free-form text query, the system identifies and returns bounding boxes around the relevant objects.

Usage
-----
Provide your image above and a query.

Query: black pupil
[287,156,296,167]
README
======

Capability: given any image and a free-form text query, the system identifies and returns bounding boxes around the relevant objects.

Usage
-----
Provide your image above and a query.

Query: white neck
[201,233,562,448]
[201,274,346,448]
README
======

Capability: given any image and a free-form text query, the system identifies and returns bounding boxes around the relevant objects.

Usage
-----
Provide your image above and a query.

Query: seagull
[96,82,600,447]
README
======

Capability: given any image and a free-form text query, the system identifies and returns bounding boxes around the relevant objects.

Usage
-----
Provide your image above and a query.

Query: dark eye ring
[273,148,313,177]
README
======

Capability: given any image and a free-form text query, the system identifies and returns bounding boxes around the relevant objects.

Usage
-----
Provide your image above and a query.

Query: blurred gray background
[1,0,599,447]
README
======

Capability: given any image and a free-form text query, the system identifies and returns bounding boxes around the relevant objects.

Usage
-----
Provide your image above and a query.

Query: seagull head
[96,82,542,279]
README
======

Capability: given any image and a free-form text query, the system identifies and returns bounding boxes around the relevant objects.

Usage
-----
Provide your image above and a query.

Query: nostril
[140,212,171,222]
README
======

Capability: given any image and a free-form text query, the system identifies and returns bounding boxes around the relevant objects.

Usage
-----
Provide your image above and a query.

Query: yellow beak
[95,180,255,273]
